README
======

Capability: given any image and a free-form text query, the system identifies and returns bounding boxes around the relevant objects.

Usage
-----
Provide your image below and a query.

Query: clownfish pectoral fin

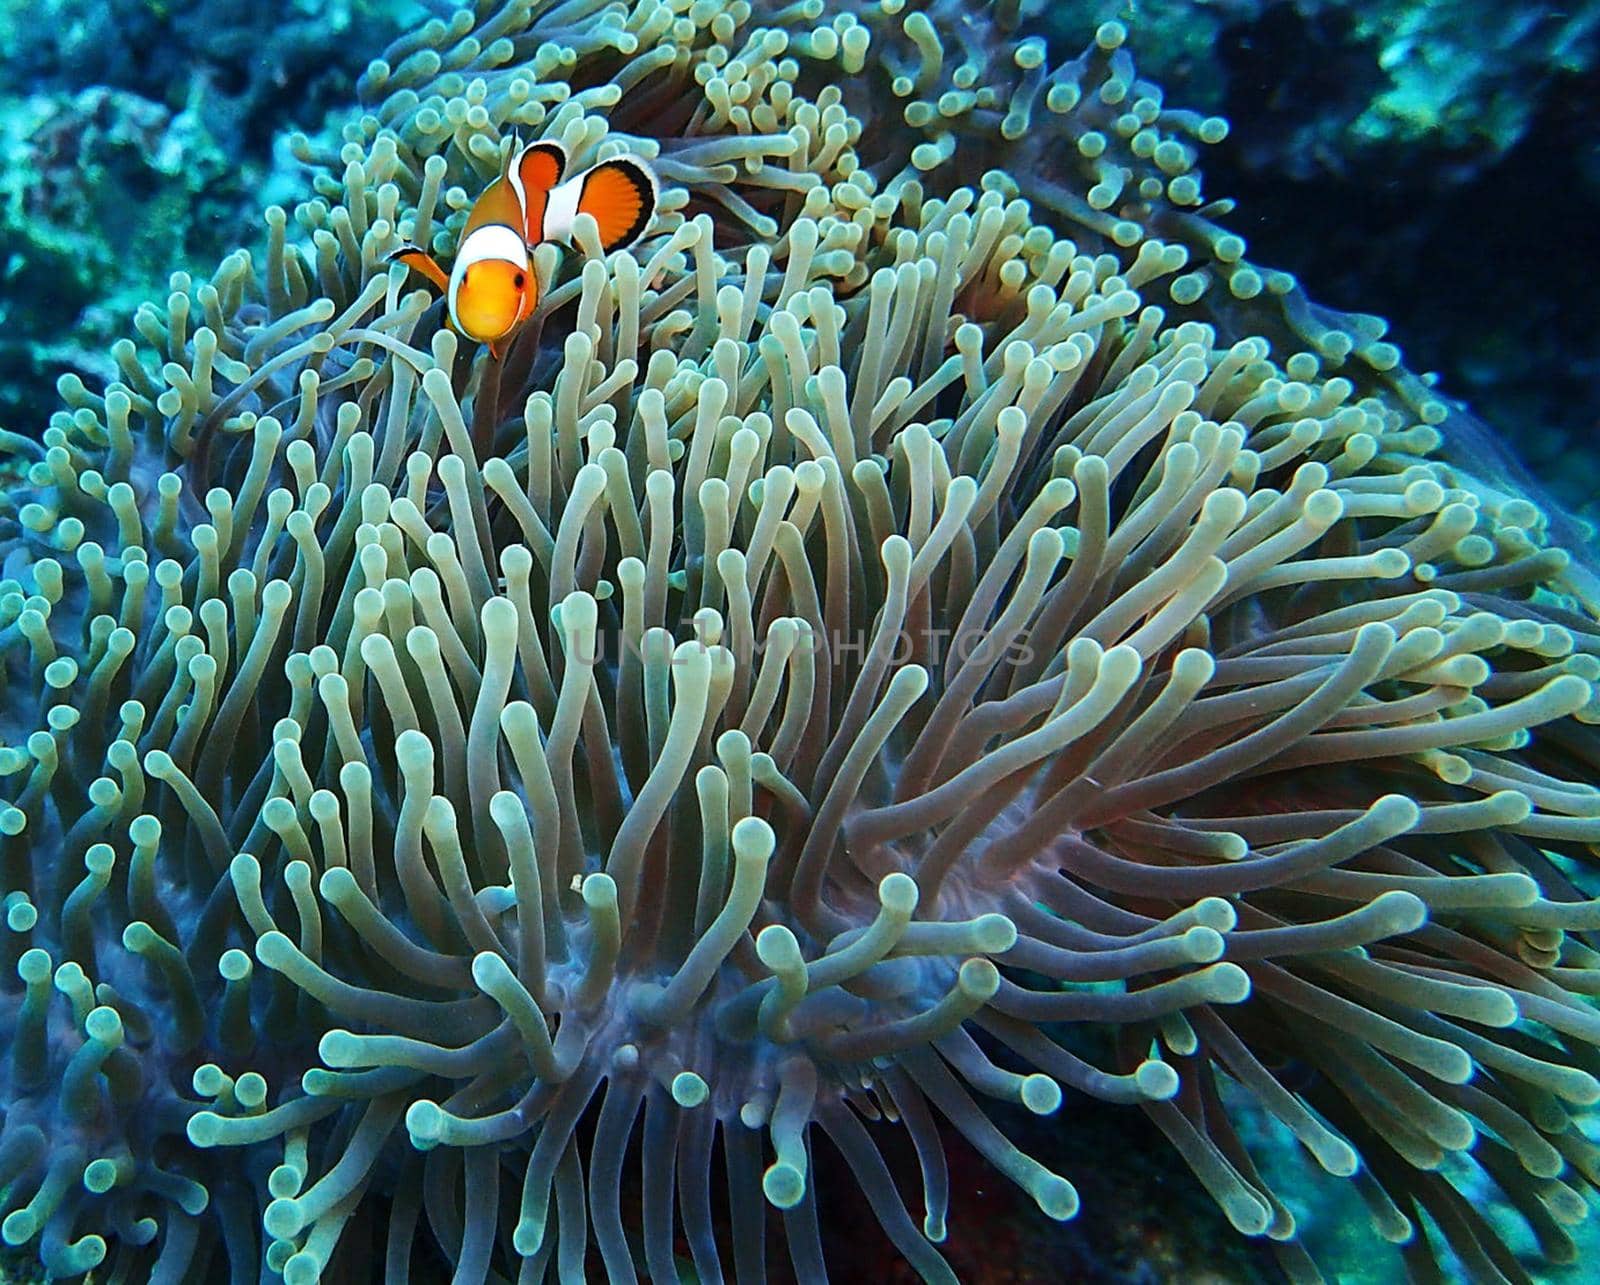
[572,157,658,252]
[388,244,450,295]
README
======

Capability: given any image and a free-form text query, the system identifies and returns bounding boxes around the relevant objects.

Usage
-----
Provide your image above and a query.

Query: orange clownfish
[390,139,657,358]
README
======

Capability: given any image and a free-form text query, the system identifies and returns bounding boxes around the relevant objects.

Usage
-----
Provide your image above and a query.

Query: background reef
[0,0,430,444]
[0,1,1598,1283]
[1061,0,1600,523]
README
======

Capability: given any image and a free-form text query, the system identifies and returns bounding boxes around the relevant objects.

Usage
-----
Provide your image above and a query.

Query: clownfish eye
[514,273,526,287]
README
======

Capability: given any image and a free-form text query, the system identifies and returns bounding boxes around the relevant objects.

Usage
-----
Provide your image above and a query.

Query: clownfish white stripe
[541,178,583,246]
[453,222,528,270]
[447,223,528,323]
[506,145,528,211]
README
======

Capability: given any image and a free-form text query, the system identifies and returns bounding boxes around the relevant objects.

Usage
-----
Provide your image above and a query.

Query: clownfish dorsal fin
[544,156,658,253]
[388,244,450,295]
[513,140,568,244]
[516,140,567,192]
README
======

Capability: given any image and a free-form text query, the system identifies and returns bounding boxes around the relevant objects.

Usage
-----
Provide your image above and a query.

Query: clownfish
[391,139,657,359]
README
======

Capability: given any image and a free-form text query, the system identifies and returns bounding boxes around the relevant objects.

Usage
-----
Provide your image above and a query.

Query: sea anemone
[3,1,1599,1282]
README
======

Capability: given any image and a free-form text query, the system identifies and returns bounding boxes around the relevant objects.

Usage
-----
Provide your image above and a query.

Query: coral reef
[2,1,1600,1283]
[0,85,247,435]
[0,0,427,437]
[0,0,426,144]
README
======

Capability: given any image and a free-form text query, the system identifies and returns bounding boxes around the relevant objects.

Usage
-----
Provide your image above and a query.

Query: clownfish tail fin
[573,156,658,253]
[388,244,450,294]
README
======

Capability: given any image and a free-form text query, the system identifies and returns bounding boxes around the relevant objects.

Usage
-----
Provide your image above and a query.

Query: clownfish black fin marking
[575,157,658,252]
[388,244,450,294]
